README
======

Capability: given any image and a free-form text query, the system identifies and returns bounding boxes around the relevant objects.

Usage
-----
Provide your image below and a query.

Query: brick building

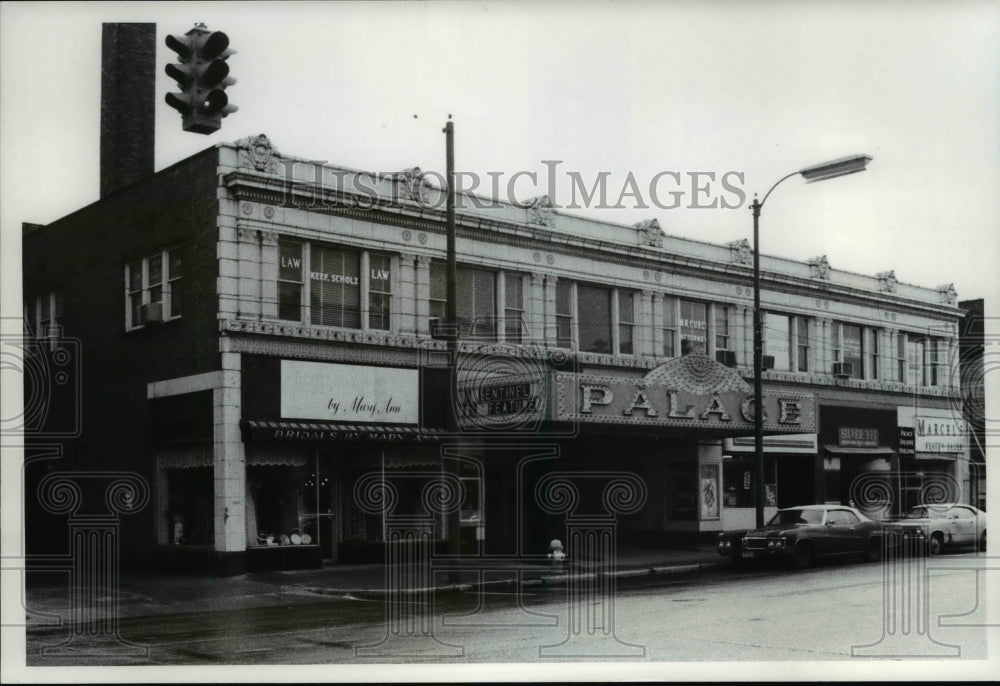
[21,133,972,574]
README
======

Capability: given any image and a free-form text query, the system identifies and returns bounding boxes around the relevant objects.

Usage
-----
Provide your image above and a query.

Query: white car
[902,503,987,554]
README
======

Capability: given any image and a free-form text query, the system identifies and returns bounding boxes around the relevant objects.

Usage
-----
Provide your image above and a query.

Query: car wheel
[980,531,987,553]
[793,542,814,569]
[928,533,944,556]
[866,537,883,562]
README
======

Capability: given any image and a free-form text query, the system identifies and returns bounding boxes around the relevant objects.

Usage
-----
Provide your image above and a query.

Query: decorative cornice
[525,195,554,226]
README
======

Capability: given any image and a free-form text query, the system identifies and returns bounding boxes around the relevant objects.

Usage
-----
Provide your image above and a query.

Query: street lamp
[751,154,873,528]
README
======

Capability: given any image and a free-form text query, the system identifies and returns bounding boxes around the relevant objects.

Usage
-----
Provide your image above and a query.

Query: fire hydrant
[548,539,566,565]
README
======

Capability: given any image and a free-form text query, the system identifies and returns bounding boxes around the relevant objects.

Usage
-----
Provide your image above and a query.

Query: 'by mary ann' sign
[280,360,419,424]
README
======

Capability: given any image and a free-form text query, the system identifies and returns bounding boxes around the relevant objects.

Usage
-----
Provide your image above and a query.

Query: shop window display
[166,467,214,546]
[246,459,319,548]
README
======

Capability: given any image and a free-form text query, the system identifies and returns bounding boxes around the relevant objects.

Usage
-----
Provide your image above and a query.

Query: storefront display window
[166,467,214,546]
[246,453,319,548]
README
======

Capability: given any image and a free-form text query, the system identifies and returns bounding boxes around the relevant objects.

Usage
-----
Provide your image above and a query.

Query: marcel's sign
[555,374,814,432]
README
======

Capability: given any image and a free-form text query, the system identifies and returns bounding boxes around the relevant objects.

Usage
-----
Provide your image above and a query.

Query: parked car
[717,504,926,569]
[899,503,987,554]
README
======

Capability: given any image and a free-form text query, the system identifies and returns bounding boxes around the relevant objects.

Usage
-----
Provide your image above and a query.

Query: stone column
[651,292,664,359]
[213,349,246,555]
[530,273,547,344]
[218,213,240,318]
[638,290,654,358]
[236,227,261,319]
[397,253,417,335]
[260,231,279,320]
[414,255,431,336]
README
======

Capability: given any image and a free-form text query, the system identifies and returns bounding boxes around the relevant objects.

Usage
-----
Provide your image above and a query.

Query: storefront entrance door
[317,461,338,562]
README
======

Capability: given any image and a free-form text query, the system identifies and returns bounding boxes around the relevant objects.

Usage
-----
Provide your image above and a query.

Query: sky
[2,1,999,307]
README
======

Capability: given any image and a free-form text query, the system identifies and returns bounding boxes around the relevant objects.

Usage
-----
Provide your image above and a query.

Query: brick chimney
[100,23,155,197]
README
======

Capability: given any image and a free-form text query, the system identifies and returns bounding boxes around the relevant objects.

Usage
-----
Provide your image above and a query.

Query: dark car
[717,504,926,569]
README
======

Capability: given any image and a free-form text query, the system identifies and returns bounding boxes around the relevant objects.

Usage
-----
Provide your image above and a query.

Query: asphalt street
[24,551,989,666]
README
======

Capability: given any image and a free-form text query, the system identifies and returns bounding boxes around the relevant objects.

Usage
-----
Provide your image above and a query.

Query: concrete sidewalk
[22,545,726,623]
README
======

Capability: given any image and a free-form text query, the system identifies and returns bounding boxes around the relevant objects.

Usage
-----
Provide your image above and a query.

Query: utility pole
[443,119,462,573]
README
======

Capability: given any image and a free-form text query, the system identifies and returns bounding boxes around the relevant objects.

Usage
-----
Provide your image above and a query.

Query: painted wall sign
[280,361,418,424]
[838,427,879,448]
[553,372,815,432]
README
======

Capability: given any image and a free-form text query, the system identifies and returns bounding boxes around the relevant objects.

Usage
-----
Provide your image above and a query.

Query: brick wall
[22,147,222,561]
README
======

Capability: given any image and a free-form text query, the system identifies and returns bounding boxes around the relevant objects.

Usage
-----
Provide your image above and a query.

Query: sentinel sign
[555,373,814,432]
[280,360,418,424]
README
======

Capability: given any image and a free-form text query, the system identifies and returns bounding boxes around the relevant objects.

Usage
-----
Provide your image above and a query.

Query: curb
[296,560,729,598]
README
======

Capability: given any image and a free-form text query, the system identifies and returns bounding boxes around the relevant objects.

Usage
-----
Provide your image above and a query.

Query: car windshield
[906,505,951,519]
[767,509,823,526]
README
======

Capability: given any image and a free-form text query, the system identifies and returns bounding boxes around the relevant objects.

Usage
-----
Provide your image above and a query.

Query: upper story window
[277,239,392,331]
[577,284,612,354]
[430,263,496,340]
[26,290,63,348]
[679,300,708,355]
[504,273,526,343]
[125,247,183,330]
[553,281,637,355]
[556,280,573,348]
[714,305,731,353]
[895,333,906,382]
[765,313,810,372]
[904,334,945,387]
[662,296,677,357]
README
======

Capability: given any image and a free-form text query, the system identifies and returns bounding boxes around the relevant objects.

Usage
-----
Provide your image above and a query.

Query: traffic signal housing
[165,24,237,134]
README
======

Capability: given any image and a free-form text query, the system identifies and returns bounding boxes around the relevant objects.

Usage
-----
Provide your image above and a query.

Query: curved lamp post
[751,154,873,528]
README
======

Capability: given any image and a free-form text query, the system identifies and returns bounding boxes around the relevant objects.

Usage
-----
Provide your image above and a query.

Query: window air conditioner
[762,355,775,371]
[715,349,737,367]
[138,302,163,325]
[832,362,854,378]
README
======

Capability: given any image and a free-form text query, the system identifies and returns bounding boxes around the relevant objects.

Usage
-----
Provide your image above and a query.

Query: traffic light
[165,23,237,134]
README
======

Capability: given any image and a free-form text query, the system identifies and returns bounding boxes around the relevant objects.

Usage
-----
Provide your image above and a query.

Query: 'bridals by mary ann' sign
[280,360,419,424]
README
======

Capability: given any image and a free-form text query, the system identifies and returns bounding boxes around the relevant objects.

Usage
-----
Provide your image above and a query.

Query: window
[577,284,612,354]
[714,305,731,353]
[827,509,861,526]
[842,324,863,378]
[555,281,638,355]
[796,317,809,372]
[125,247,183,329]
[895,333,906,382]
[277,239,392,331]
[764,313,791,371]
[368,253,392,331]
[679,300,708,354]
[430,263,496,340]
[905,335,946,387]
[618,290,636,355]
[556,281,573,348]
[662,296,677,357]
[869,330,880,380]
[504,274,525,343]
[278,241,303,321]
[311,245,361,328]
[27,291,63,348]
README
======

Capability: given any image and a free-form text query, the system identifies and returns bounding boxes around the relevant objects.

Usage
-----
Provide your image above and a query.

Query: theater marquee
[553,366,815,433]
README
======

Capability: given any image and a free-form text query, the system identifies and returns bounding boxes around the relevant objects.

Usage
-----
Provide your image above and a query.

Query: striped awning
[241,419,445,443]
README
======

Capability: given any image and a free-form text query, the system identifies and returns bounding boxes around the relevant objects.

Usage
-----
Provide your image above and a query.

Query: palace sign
[554,372,815,433]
